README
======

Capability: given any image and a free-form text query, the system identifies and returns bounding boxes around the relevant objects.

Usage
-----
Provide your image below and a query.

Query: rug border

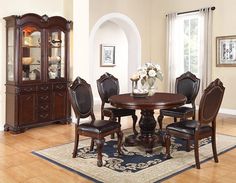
[31,134,236,183]
[32,151,103,183]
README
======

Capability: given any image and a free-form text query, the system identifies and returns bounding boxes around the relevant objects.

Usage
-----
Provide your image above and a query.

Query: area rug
[32,133,236,183]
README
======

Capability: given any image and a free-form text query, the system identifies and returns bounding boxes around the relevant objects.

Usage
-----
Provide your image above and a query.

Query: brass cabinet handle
[40,86,49,91]
[23,88,33,92]
[40,96,49,100]
[39,114,48,118]
[56,85,64,89]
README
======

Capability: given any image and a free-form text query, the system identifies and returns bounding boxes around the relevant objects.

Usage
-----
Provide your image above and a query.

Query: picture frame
[216,35,236,67]
[100,44,115,67]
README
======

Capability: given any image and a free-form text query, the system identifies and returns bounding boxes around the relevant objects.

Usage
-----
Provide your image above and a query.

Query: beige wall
[150,0,236,110]
[90,0,151,66]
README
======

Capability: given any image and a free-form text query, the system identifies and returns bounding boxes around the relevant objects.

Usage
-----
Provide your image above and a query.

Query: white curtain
[166,13,184,93]
[166,8,213,99]
[198,8,213,98]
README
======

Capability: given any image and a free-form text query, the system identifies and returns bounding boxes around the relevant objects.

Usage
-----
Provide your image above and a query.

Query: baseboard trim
[196,105,236,116]
[219,108,236,115]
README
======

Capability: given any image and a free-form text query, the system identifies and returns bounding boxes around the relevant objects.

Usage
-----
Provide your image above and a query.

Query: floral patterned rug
[32,133,236,183]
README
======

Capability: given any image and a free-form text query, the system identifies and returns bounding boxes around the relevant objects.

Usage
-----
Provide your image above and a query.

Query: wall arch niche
[89,13,141,104]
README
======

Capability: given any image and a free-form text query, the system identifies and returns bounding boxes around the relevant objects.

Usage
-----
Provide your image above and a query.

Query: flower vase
[141,78,146,89]
[147,77,157,96]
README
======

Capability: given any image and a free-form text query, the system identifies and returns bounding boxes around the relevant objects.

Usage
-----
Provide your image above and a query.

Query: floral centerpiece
[131,62,163,95]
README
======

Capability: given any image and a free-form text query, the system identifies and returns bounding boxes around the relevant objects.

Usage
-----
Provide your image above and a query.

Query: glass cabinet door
[21,26,42,81]
[48,30,65,80]
[7,27,14,81]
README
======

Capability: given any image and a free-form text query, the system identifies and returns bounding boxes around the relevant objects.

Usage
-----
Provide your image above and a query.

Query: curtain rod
[177,6,215,15]
[166,7,215,16]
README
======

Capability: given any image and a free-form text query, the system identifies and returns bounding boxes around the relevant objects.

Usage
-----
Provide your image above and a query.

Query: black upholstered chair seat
[161,107,194,118]
[103,107,136,117]
[79,120,121,134]
[166,120,212,135]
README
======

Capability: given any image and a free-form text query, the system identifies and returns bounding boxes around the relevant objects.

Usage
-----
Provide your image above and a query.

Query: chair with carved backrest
[164,78,225,169]
[68,76,123,167]
[97,72,138,137]
[158,71,200,130]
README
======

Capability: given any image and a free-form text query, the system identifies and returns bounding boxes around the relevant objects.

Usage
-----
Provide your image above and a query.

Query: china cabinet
[4,13,72,133]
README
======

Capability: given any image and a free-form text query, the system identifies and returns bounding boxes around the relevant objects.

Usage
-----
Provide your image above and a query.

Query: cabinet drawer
[38,104,50,111]
[18,86,36,93]
[38,94,50,103]
[38,112,50,121]
[53,83,66,91]
[38,85,51,92]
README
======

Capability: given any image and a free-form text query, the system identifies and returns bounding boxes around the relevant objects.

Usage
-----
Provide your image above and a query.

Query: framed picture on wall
[216,35,236,67]
[100,44,116,67]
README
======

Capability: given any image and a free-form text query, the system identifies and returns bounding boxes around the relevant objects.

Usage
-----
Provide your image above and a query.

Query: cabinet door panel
[19,94,36,125]
[47,30,66,81]
[21,26,42,82]
[52,91,67,120]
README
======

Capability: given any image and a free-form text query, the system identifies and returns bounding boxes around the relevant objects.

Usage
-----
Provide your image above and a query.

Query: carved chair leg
[110,116,117,139]
[212,133,219,163]
[132,114,138,135]
[101,113,104,120]
[194,139,200,169]
[157,114,164,130]
[174,117,177,122]
[73,127,79,158]
[164,132,171,159]
[116,130,123,155]
[95,138,105,167]
[90,138,94,151]
[186,139,191,152]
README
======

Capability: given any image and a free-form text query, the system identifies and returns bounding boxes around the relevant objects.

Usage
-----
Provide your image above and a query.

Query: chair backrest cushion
[198,78,225,124]
[176,71,200,104]
[68,77,93,118]
[97,72,120,103]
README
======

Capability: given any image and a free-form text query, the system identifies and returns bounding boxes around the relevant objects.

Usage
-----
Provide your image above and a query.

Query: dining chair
[97,72,138,137]
[164,78,225,169]
[157,71,200,130]
[68,77,123,167]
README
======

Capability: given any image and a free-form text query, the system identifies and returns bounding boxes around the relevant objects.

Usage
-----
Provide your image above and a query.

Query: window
[181,13,200,76]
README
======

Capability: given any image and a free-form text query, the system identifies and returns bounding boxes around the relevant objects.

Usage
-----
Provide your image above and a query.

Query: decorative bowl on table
[132,89,149,98]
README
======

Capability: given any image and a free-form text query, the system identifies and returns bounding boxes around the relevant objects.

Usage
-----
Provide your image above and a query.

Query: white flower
[148,69,156,77]
[138,68,147,78]
[132,62,163,81]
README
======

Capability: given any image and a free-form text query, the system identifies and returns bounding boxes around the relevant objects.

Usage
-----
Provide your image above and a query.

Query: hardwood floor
[0,112,235,183]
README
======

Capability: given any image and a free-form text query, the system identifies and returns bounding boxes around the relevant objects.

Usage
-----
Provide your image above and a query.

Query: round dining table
[109,92,187,153]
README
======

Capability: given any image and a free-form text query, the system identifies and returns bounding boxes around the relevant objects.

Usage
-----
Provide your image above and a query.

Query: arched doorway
[89,13,141,103]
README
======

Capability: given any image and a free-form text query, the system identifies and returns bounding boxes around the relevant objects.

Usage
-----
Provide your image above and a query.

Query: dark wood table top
[109,92,187,110]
